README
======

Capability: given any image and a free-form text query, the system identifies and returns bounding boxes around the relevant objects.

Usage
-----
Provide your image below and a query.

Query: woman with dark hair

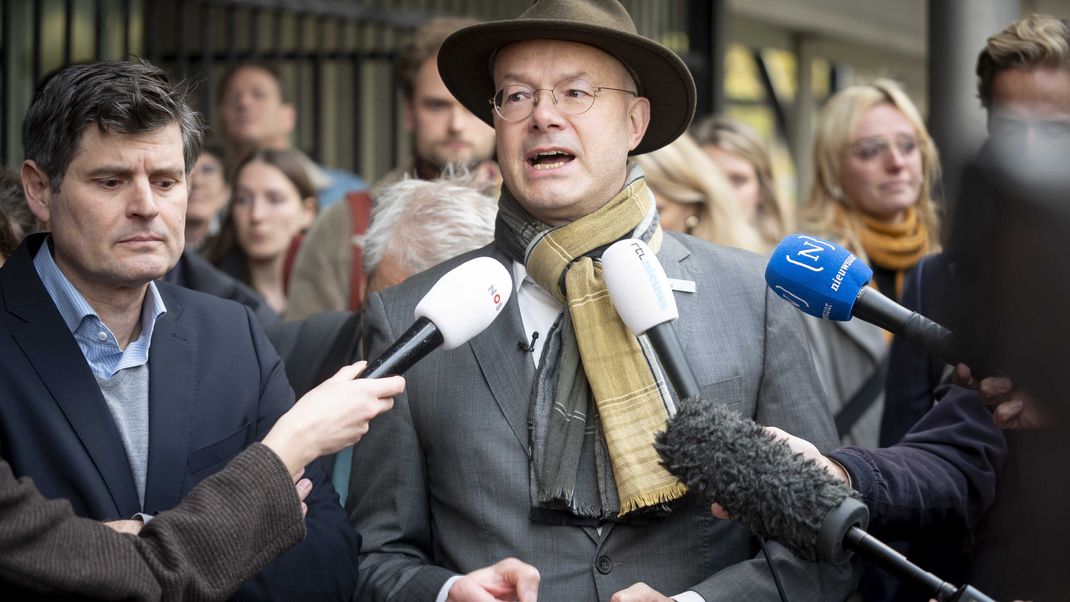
[205,148,317,315]
[185,139,230,250]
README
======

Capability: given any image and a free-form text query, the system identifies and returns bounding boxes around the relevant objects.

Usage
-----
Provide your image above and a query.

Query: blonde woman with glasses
[803,79,941,300]
[800,79,942,448]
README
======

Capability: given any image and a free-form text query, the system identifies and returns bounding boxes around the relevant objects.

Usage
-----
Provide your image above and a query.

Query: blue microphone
[766,234,960,368]
[765,234,872,321]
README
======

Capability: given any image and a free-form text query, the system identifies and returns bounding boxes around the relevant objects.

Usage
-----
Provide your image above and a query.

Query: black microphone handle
[644,321,701,401]
[842,526,997,602]
[852,287,960,367]
[361,317,444,379]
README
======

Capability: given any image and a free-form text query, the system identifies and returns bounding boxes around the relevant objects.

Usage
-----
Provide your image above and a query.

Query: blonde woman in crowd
[800,79,942,447]
[205,148,318,316]
[692,116,793,253]
[636,131,765,253]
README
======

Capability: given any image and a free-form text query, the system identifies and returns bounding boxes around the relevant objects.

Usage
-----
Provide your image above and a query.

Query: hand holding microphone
[602,238,995,600]
[361,257,512,378]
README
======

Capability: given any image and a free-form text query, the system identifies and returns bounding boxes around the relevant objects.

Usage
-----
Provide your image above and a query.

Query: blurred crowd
[1,4,1068,602]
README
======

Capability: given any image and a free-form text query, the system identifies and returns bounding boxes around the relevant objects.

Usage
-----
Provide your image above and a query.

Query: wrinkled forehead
[223,66,283,99]
[491,39,634,88]
[991,65,1070,119]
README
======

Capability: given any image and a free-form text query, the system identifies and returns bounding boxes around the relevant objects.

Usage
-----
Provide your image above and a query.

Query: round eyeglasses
[490,78,637,121]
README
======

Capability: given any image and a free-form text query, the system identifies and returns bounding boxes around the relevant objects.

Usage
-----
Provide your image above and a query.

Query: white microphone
[362,257,512,378]
[602,239,700,400]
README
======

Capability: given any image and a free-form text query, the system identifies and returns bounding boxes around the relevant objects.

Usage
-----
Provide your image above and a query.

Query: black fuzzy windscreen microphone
[655,397,866,563]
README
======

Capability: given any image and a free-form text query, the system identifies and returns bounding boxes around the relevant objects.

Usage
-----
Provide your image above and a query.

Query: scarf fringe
[618,482,689,517]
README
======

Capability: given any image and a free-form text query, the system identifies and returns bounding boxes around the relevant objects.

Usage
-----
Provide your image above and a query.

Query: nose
[247,197,267,222]
[885,145,907,170]
[529,88,564,131]
[128,178,160,219]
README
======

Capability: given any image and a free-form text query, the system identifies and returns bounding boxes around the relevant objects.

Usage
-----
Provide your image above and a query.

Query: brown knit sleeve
[0,443,304,600]
[133,442,307,600]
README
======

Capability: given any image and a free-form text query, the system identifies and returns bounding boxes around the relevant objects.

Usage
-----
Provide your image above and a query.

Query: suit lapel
[831,316,887,362]
[143,289,197,513]
[657,235,696,328]
[468,251,535,453]
[2,236,141,516]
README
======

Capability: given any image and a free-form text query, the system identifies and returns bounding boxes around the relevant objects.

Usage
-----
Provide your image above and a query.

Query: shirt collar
[33,236,167,339]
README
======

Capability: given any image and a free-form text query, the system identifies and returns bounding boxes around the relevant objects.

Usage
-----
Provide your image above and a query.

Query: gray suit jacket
[802,316,888,447]
[348,233,856,601]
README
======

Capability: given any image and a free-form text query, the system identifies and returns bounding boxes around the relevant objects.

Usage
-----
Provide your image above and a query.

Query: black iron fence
[2,0,716,181]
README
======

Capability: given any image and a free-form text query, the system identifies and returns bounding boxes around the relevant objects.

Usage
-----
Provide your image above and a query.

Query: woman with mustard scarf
[800,79,942,448]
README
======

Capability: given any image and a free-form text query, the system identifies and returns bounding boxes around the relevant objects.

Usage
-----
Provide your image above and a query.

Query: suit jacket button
[596,555,613,574]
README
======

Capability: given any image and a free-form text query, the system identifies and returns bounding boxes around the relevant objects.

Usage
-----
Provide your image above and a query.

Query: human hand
[104,519,143,535]
[262,361,404,474]
[610,582,672,602]
[953,364,1050,429]
[292,468,311,517]
[446,557,540,602]
[710,426,849,520]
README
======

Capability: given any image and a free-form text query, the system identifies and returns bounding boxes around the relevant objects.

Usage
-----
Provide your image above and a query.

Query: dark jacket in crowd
[0,234,358,600]
[164,250,279,328]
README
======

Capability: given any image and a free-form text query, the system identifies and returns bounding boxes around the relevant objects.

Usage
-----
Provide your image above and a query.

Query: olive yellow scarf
[496,163,686,520]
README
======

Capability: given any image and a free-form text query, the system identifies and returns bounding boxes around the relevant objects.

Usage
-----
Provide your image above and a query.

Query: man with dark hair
[0,60,359,599]
[285,17,498,320]
[347,2,853,600]
[217,61,365,209]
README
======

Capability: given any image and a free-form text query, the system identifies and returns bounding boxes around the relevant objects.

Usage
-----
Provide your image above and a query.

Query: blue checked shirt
[33,238,166,379]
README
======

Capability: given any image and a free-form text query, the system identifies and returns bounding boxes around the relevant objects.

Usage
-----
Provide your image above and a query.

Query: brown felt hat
[437,0,697,156]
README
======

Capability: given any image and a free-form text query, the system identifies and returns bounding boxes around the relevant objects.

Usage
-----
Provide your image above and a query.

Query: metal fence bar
[312,13,324,162]
[32,0,43,85]
[64,0,74,66]
[94,0,105,60]
[146,0,160,63]
[122,0,132,58]
[176,0,189,78]
[352,55,362,172]
[200,0,214,126]
[1,0,10,166]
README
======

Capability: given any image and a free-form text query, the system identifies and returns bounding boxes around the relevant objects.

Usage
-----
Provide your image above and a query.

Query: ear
[299,196,318,229]
[281,102,298,136]
[626,97,651,153]
[21,160,54,224]
[403,97,415,133]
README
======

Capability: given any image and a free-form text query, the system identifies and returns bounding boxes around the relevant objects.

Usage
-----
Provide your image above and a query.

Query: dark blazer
[0,443,304,600]
[880,252,954,446]
[349,234,856,601]
[0,234,359,601]
[164,249,280,328]
[830,384,1005,538]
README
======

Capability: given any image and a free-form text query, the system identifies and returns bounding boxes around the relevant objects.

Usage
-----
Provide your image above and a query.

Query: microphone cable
[758,536,790,602]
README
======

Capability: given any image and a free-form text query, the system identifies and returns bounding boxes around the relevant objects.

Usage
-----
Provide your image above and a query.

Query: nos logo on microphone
[488,284,505,312]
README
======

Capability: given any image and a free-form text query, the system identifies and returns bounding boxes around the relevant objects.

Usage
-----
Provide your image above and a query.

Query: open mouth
[528,151,575,170]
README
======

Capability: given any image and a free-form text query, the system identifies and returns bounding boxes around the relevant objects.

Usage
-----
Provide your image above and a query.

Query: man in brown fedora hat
[348,1,854,600]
